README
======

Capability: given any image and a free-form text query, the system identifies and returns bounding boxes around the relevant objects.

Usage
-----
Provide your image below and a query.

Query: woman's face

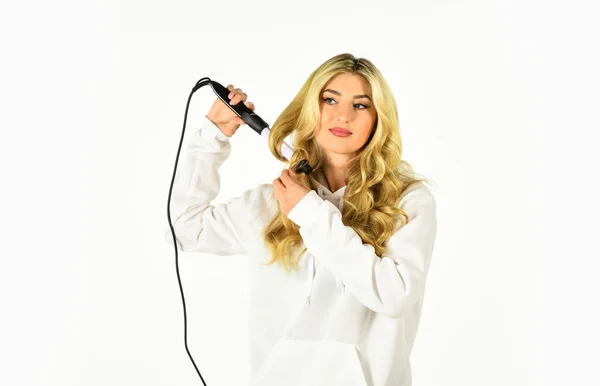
[315,73,378,160]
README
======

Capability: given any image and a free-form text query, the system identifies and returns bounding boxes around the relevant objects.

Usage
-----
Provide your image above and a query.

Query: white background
[1,0,598,385]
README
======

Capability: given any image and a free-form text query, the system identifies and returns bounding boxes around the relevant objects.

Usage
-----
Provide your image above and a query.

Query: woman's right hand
[206,84,255,137]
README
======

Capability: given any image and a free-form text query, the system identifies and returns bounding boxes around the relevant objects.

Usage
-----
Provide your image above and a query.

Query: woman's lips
[329,128,352,137]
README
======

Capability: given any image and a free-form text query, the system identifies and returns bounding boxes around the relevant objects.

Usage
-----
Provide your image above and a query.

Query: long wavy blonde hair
[261,53,433,274]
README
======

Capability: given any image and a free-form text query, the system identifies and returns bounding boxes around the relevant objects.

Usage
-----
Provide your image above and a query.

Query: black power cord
[166,77,312,384]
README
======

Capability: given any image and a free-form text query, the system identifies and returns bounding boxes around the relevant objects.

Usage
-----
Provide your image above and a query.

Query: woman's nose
[334,104,352,123]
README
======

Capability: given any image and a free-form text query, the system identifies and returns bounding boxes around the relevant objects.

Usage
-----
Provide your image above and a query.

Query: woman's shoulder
[401,180,433,197]
[398,180,436,212]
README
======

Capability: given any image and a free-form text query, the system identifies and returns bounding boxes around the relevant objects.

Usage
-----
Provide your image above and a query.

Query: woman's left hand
[273,169,311,216]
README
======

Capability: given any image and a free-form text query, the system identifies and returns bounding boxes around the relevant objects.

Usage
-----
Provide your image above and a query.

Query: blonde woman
[166,53,437,386]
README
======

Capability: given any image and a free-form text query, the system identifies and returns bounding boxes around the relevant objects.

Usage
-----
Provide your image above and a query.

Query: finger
[227,88,240,105]
[279,169,291,183]
[231,91,247,105]
[246,101,255,110]
[272,178,282,191]
[228,87,242,98]
[274,177,286,188]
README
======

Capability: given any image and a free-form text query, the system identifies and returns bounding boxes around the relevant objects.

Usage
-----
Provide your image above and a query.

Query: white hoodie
[165,116,438,386]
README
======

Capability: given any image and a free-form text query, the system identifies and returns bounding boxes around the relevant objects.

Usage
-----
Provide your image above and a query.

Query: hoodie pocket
[250,339,369,386]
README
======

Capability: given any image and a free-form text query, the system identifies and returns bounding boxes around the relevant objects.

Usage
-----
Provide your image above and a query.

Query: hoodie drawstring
[305,254,315,305]
[336,276,345,295]
[303,179,346,306]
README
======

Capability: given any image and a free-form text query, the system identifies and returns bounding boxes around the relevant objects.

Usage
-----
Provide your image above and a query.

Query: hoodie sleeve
[165,115,254,256]
[286,182,437,319]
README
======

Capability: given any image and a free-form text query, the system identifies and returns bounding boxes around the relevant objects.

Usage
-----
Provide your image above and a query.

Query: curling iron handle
[208,80,265,135]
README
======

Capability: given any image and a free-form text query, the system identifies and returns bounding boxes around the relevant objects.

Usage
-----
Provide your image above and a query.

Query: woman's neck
[320,166,348,193]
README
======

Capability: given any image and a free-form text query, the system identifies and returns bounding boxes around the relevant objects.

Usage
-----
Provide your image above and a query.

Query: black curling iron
[193,77,313,175]
[166,77,312,386]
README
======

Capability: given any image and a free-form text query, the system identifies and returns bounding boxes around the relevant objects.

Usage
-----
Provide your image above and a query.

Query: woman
[166,53,437,386]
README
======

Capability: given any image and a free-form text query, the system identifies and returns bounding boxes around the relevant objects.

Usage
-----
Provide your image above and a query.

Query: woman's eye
[323,97,368,109]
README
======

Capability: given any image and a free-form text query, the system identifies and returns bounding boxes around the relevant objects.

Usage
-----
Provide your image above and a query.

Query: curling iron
[193,77,313,175]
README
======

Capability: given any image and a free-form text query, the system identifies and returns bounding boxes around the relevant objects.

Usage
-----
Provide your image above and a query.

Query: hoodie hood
[304,169,347,305]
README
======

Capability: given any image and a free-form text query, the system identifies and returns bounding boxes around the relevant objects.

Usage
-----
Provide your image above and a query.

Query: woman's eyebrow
[322,89,372,101]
